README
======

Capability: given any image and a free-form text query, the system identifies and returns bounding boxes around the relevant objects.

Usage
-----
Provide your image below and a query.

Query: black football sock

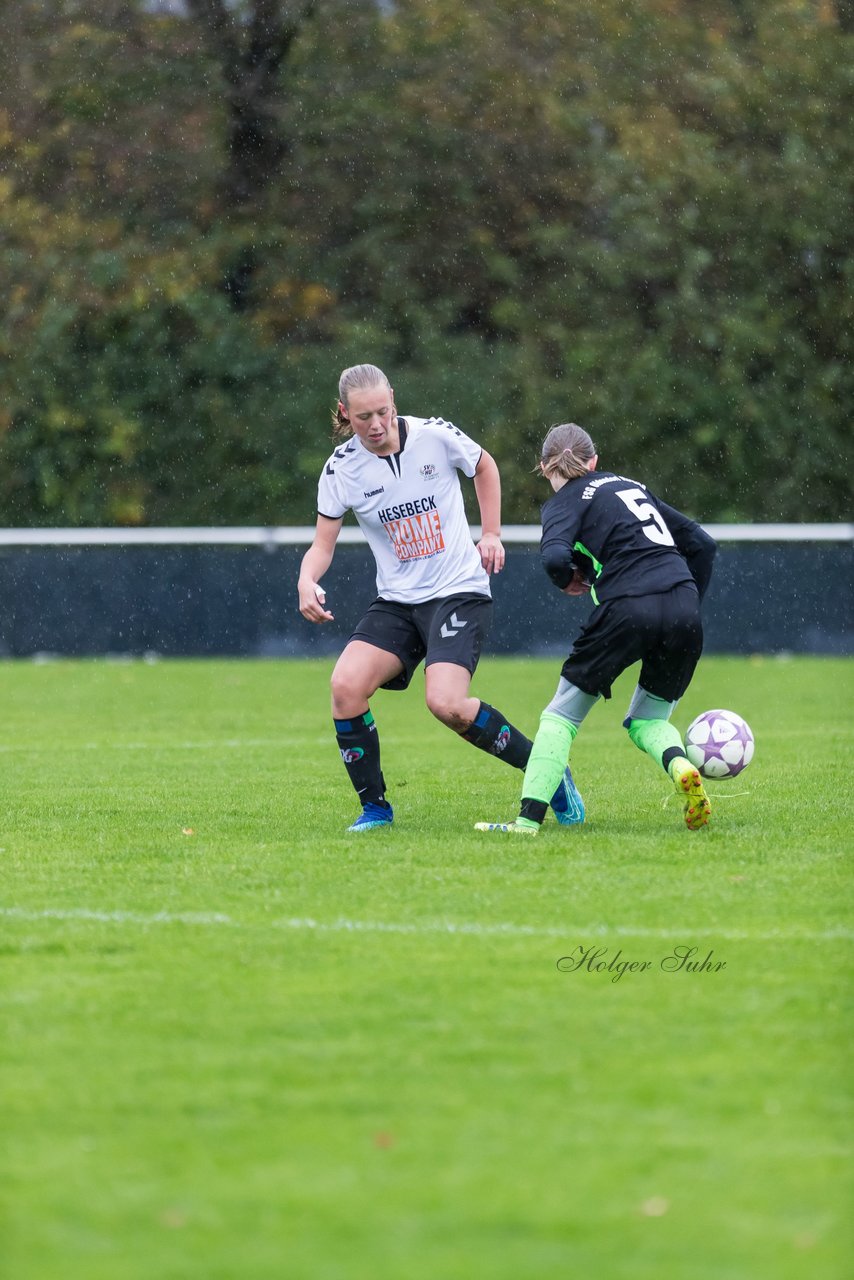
[334,711,389,808]
[520,797,549,825]
[461,701,533,769]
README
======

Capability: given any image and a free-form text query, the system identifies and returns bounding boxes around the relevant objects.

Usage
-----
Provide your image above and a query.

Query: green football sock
[520,712,578,804]
[626,717,687,774]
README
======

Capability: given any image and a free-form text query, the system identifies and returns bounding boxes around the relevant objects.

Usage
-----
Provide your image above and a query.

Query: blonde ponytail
[538,423,597,483]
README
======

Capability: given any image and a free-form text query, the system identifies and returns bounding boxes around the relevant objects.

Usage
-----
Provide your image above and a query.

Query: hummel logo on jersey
[364,487,384,498]
[440,611,468,639]
[425,417,462,437]
[325,441,356,475]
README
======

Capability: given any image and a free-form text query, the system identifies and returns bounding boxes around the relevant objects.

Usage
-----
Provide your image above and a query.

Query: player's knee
[330,665,369,717]
[425,689,468,731]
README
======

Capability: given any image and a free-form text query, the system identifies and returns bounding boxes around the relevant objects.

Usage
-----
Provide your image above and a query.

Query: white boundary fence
[0,524,851,546]
[1,524,850,656]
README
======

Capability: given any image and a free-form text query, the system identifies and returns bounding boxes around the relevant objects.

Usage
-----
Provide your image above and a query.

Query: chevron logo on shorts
[440,611,468,639]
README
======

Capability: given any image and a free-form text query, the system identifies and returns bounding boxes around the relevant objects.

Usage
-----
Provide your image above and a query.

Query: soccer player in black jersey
[476,422,718,834]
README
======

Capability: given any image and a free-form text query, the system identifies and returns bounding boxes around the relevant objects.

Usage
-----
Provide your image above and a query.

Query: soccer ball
[684,709,754,779]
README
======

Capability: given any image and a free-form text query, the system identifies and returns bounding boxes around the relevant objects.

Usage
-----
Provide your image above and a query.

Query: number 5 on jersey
[616,488,675,546]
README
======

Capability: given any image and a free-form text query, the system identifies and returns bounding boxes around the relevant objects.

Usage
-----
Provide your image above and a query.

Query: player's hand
[298,580,334,623]
[562,570,591,596]
[477,533,505,575]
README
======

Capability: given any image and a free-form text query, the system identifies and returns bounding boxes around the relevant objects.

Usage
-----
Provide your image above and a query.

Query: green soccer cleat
[671,763,711,830]
[474,819,539,835]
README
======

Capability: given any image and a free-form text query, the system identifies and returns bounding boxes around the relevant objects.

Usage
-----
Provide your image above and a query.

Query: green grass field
[1,655,852,1279]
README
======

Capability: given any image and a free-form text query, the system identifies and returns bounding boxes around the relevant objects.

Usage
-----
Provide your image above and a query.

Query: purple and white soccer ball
[684,709,755,779]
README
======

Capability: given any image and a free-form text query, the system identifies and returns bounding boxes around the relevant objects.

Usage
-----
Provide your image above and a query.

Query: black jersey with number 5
[540,471,717,605]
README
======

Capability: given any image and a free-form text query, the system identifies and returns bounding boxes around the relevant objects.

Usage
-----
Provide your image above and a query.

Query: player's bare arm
[473,449,505,575]
[297,515,342,623]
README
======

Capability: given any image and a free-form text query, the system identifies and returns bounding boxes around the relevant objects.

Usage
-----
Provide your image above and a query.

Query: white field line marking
[1,907,234,926]
[1,906,851,942]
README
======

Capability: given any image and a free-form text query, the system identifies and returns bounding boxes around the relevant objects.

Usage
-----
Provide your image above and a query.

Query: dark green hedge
[0,1,850,525]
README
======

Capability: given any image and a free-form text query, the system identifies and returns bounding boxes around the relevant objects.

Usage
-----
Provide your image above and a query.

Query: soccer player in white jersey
[297,363,585,833]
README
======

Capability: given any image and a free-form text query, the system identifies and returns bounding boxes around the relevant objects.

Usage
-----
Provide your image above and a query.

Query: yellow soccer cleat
[474,820,539,835]
[671,762,711,830]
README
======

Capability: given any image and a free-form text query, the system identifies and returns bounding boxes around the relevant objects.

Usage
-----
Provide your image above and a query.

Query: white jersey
[317,416,491,604]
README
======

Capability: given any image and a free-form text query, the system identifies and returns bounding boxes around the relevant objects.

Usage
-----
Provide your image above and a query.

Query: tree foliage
[0,0,850,525]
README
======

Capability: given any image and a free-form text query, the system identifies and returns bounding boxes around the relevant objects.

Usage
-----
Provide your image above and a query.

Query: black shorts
[349,593,493,691]
[561,583,703,702]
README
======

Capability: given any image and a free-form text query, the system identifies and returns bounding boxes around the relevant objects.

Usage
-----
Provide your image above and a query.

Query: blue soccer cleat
[549,766,585,825]
[347,801,394,833]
